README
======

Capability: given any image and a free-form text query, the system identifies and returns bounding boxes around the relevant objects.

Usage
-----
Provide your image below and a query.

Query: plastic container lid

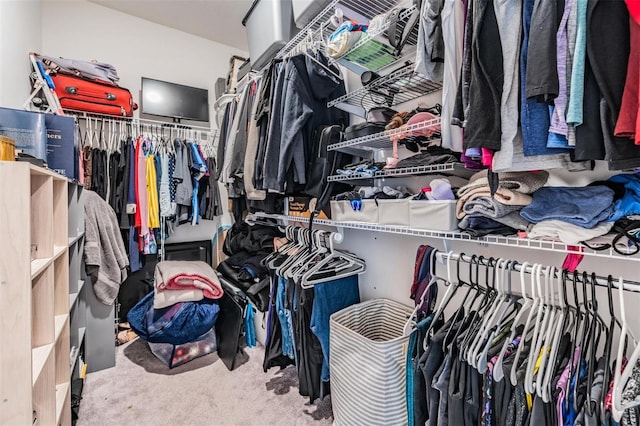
[0,135,15,146]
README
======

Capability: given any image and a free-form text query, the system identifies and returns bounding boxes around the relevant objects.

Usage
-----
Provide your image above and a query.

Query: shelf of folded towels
[327,163,474,183]
[327,63,442,115]
[328,116,442,156]
[250,212,640,262]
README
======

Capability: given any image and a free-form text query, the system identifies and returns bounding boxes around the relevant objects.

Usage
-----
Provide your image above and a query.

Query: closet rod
[64,109,217,133]
[434,251,640,293]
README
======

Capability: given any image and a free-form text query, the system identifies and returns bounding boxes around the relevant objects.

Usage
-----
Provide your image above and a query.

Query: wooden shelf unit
[0,162,71,426]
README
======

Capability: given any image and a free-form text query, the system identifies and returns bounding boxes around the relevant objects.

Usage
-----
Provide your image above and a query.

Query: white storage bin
[292,0,333,28]
[377,199,410,226]
[242,0,298,70]
[331,200,379,223]
[409,200,458,231]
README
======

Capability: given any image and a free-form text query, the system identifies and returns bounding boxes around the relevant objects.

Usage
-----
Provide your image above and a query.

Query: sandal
[116,329,138,345]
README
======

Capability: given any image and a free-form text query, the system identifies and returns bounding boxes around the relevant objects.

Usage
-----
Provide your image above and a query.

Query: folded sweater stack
[457,170,549,236]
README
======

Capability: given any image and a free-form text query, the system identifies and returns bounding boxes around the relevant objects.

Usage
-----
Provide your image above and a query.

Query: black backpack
[304,125,352,199]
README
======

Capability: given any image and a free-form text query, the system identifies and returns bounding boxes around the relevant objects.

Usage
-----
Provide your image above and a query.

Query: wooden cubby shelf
[0,162,72,425]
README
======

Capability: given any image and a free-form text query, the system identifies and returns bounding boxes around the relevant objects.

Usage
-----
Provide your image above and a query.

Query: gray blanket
[84,190,129,305]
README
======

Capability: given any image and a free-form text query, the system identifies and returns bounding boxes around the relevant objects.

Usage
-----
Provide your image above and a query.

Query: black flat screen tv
[141,77,209,122]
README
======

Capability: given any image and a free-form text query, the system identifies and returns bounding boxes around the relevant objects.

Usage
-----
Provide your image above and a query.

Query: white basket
[330,299,413,426]
[409,199,458,231]
[377,199,410,226]
[330,200,379,223]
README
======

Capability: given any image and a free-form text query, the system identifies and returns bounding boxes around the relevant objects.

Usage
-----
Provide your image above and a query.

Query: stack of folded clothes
[456,170,549,237]
[336,159,386,177]
[127,261,223,367]
[394,145,460,168]
[520,185,616,244]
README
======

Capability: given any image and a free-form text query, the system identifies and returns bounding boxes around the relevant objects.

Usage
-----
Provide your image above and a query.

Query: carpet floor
[77,339,333,426]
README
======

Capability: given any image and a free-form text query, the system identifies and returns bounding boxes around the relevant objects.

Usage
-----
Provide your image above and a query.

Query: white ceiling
[89,0,253,51]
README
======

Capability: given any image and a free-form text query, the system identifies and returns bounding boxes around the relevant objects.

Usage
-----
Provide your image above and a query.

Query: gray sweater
[84,190,129,305]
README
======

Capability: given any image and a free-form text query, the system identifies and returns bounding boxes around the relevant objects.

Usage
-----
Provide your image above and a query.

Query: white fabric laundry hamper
[330,299,413,426]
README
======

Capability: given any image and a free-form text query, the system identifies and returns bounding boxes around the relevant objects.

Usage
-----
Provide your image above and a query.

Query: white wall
[40,0,244,227]
[41,0,247,127]
[0,0,43,108]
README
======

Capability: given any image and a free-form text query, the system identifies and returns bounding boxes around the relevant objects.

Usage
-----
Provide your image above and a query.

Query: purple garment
[556,346,581,426]
[548,0,574,146]
[128,225,142,273]
[127,141,136,205]
[465,147,482,159]
[461,151,485,169]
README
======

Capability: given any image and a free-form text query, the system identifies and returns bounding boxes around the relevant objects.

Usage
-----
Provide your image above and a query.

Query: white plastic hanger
[511,263,542,387]
[493,262,532,383]
[613,276,640,420]
[477,260,519,374]
[540,269,570,402]
[470,258,507,367]
[536,266,559,399]
[525,265,553,395]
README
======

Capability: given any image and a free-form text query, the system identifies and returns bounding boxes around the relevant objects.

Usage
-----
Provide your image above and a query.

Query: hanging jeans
[276,276,295,359]
[309,275,360,382]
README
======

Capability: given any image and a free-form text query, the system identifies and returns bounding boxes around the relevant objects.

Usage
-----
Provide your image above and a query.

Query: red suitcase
[51,74,138,117]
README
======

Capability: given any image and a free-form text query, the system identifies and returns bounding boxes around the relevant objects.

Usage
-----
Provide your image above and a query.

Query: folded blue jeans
[309,275,360,382]
[520,186,615,228]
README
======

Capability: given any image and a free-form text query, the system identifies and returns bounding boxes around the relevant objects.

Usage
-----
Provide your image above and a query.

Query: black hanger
[601,275,616,423]
[584,272,600,416]
[573,271,594,412]
[566,270,583,406]
[448,254,486,351]
[461,256,497,358]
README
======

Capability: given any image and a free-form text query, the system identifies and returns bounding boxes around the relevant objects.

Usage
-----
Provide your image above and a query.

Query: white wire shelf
[328,63,443,115]
[328,117,441,155]
[333,6,420,74]
[275,0,404,60]
[250,213,640,262]
[328,163,474,183]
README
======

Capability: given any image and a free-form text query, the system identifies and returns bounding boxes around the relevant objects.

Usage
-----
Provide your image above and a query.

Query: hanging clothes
[260,52,348,193]
[615,14,640,146]
[262,228,362,403]
[145,152,160,229]
[574,0,640,169]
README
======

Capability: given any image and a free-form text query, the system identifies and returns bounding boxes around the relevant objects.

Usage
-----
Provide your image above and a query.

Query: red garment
[615,17,640,145]
[627,0,640,25]
[481,148,494,168]
[134,136,142,228]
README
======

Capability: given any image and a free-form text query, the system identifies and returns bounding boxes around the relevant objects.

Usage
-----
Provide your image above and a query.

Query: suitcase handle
[65,85,117,101]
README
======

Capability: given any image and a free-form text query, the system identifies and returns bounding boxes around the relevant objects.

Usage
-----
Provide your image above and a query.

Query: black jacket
[262,52,348,193]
